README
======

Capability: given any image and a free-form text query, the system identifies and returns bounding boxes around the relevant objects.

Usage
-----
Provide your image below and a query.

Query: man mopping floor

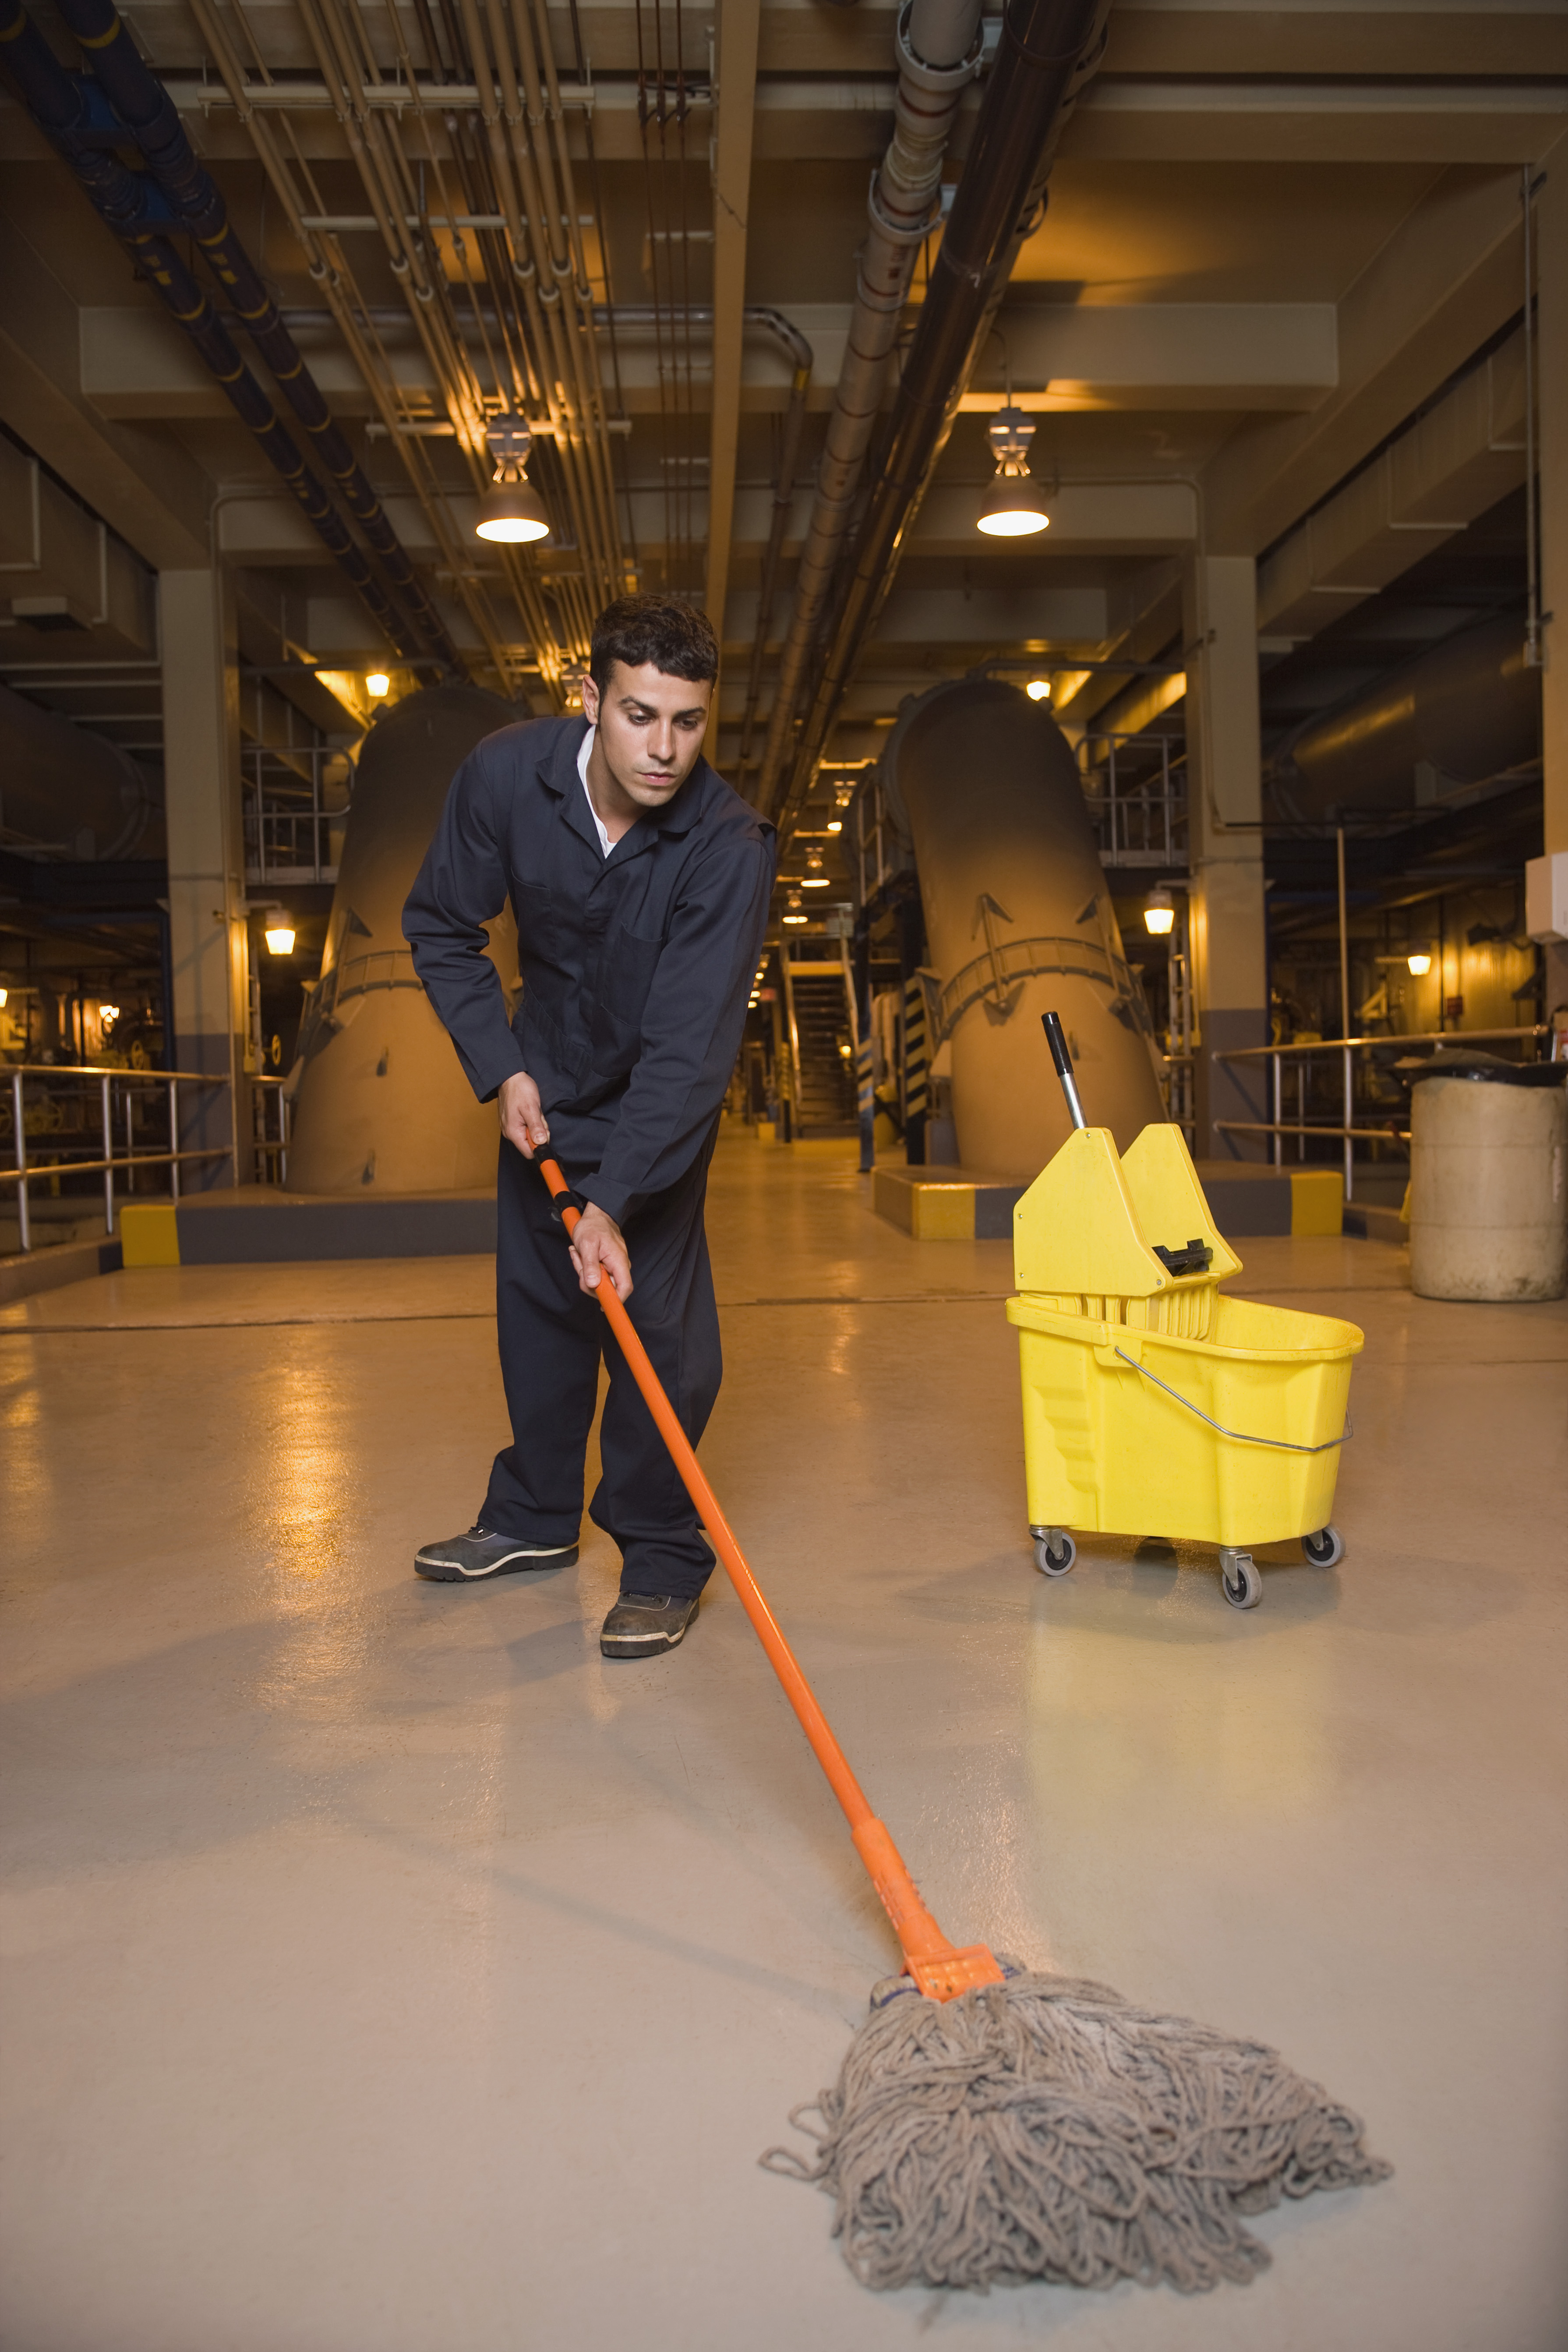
[403,595,775,1656]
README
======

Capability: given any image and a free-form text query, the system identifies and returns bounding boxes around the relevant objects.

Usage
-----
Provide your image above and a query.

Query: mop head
[763,1964,1390,2294]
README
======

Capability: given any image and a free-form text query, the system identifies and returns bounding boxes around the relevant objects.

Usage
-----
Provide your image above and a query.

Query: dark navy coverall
[403,715,775,1597]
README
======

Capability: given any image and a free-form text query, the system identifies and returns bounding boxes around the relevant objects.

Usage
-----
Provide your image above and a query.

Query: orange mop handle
[538,1155,999,1994]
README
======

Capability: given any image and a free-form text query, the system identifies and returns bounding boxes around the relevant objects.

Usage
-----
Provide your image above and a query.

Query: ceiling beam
[0,210,212,572]
[1203,151,1560,559]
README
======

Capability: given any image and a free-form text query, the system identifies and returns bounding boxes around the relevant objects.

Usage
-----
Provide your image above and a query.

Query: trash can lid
[1395,1048,1568,1089]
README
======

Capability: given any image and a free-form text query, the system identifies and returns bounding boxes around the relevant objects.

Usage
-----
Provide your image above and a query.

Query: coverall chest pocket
[591,923,663,1072]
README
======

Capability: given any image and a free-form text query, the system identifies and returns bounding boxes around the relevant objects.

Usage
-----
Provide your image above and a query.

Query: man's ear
[580,676,600,726]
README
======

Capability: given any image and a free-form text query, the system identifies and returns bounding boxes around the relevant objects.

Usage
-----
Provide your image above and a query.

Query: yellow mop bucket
[1006,1017,1363,1609]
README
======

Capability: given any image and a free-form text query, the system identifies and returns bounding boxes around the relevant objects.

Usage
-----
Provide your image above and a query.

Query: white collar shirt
[577,724,612,858]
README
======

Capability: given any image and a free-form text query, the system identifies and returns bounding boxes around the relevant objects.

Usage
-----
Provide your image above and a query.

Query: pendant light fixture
[475,421,551,544]
[977,406,1050,538]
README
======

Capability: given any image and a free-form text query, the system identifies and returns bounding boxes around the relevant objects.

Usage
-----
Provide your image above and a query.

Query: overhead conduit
[754,0,985,815]
[0,0,434,665]
[1271,612,1542,820]
[769,0,1109,841]
[54,0,462,672]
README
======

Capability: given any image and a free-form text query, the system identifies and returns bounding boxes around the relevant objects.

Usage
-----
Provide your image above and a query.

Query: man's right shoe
[414,1526,578,1582]
[600,1593,699,1657]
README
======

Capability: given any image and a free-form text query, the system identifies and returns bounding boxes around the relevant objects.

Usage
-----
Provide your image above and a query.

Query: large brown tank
[882,678,1166,1176]
[285,684,522,1194]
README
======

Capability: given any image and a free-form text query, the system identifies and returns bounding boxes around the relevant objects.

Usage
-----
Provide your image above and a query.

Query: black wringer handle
[1042,1011,1088,1131]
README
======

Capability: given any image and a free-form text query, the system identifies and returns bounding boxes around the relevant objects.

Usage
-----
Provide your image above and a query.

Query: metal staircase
[782,953,858,1137]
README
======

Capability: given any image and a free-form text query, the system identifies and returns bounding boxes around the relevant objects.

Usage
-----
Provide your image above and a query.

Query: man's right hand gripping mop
[539,1031,1388,2298]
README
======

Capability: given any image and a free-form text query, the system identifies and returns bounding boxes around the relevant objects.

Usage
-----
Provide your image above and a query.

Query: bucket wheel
[1218,1548,1262,1610]
[1302,1524,1345,1568]
[1032,1528,1076,1577]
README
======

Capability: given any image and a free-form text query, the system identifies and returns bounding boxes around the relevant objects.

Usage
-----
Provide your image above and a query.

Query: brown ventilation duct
[0,683,159,861]
[1273,614,1542,819]
[883,679,1166,1177]
[285,686,522,1193]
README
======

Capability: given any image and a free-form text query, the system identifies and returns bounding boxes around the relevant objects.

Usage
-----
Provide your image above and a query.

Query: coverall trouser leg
[481,1130,720,1599]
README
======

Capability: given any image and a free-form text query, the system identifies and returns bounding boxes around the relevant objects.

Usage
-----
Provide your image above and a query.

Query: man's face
[581,660,713,814]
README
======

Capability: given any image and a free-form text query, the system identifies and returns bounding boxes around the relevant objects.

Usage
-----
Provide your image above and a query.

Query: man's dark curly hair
[589,594,719,696]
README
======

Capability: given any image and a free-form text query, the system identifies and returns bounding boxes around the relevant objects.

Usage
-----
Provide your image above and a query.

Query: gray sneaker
[415,1526,578,1582]
[600,1593,699,1657]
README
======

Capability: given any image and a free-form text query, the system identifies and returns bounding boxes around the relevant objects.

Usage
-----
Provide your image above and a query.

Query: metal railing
[1076,730,1187,868]
[1216,1027,1550,1201]
[2,1064,232,1254]
[252,1073,292,1185]
[244,742,346,886]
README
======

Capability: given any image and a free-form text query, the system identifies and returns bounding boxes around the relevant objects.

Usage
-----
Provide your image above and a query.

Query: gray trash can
[1407,1055,1568,1303]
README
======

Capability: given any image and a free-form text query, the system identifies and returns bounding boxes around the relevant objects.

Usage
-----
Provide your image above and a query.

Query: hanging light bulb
[475,421,551,544]
[1144,884,1175,936]
[265,922,296,956]
[977,408,1050,538]
[782,890,807,926]
[1406,946,1432,976]
[802,848,830,888]
[1025,678,1051,702]
[365,672,390,698]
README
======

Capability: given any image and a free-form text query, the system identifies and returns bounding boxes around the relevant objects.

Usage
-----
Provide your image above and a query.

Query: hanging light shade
[977,405,1050,538]
[475,477,551,544]
[782,890,808,926]
[802,848,830,887]
[1144,884,1175,936]
[475,420,552,544]
[978,472,1051,538]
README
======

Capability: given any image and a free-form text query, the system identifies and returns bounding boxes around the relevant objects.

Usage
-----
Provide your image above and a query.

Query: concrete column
[1182,554,1269,1160]
[161,568,248,1189]
[1537,146,1568,1016]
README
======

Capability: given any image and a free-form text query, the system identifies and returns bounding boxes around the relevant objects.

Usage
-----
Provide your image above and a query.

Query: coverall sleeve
[578,832,774,1224]
[402,744,527,1103]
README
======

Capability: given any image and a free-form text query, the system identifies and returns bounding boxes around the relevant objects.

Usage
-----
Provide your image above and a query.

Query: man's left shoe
[600,1594,699,1657]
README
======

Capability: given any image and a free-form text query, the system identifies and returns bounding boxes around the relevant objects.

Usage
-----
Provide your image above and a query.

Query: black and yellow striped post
[903,976,929,1166]
[856,1036,875,1171]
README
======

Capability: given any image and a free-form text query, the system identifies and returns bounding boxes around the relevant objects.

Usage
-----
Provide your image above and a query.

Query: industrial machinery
[285,685,521,1194]
[881,678,1166,1176]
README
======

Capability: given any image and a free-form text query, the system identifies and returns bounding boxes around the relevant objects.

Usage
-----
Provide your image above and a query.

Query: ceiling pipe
[1271,613,1542,820]
[753,0,986,817]
[590,307,816,779]
[53,0,462,674]
[767,0,1109,841]
[0,0,430,665]
[593,305,814,376]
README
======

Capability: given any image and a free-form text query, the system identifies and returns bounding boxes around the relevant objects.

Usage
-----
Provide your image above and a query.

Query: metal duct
[883,679,1166,1176]
[0,682,159,859]
[286,685,522,1194]
[754,0,984,813]
[771,0,1108,837]
[55,0,460,671]
[1275,614,1542,819]
[0,0,429,663]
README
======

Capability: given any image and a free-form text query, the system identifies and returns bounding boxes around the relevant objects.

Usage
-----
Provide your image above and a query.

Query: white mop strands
[764,1964,1390,2293]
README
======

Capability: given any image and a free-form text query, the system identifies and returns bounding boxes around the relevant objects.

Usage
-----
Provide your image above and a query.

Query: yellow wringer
[1007,1014,1363,1608]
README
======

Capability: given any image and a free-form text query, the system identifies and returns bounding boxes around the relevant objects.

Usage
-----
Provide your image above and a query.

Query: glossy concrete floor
[3,1126,1566,2352]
